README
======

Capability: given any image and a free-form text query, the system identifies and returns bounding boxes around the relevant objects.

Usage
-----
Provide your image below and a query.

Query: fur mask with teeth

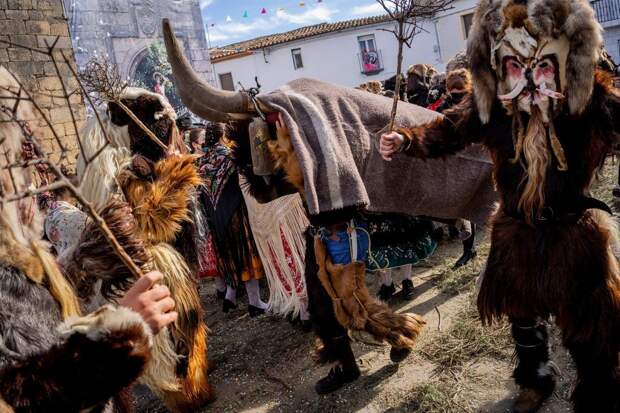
[468,0,603,124]
[493,21,569,123]
[467,0,603,221]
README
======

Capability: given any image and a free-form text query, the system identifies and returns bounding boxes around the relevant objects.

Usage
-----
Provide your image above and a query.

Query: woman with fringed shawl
[197,122,267,317]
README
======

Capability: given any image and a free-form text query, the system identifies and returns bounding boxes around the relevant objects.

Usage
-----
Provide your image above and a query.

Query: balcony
[591,0,620,23]
[358,50,384,76]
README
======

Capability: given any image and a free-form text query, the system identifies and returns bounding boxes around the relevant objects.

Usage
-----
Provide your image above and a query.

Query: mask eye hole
[535,59,555,78]
[505,57,523,76]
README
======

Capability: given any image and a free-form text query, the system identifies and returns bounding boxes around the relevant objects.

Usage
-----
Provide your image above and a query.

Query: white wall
[212,0,477,92]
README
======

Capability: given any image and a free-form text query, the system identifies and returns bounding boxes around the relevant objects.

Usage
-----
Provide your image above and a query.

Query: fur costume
[76,88,212,410]
[391,1,620,411]
[118,155,201,244]
[63,199,185,396]
[0,68,152,412]
[161,18,487,394]
[314,237,425,348]
[116,154,213,411]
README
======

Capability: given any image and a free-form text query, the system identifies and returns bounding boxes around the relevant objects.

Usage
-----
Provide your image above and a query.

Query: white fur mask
[493,27,570,121]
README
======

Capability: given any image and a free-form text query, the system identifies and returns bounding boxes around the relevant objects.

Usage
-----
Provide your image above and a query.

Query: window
[358,34,382,74]
[292,48,304,69]
[461,13,474,39]
[219,73,235,91]
[358,34,377,53]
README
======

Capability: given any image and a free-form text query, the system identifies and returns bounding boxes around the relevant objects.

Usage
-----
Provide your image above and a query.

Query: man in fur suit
[76,88,212,412]
[380,0,620,411]
[0,68,178,411]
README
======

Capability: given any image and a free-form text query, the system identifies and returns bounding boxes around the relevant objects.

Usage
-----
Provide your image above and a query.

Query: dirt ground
[135,160,619,413]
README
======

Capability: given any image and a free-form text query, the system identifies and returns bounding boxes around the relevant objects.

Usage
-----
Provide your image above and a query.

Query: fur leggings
[304,231,357,370]
[478,211,620,412]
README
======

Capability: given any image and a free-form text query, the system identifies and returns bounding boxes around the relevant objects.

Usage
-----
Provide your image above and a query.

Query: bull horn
[162,19,252,117]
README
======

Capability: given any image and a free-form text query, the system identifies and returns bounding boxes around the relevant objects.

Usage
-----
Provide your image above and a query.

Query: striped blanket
[258,78,497,226]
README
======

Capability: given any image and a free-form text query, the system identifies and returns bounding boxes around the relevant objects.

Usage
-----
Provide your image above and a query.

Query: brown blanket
[258,78,497,226]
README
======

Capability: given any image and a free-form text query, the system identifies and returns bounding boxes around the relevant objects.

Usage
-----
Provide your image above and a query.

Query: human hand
[379,131,405,161]
[119,271,177,334]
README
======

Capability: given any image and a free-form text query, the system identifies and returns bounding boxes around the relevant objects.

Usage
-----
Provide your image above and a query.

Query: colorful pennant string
[210,1,326,24]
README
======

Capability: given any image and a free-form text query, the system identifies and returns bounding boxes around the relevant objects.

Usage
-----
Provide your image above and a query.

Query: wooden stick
[115,100,168,151]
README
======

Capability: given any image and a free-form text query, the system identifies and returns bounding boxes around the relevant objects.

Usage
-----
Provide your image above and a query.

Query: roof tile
[209,14,391,61]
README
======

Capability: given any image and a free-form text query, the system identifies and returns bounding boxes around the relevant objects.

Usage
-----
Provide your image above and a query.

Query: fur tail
[162,323,214,412]
[148,243,214,412]
[314,237,425,349]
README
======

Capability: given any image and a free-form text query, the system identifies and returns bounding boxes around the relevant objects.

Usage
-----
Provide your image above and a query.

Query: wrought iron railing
[592,0,620,23]
[358,50,384,75]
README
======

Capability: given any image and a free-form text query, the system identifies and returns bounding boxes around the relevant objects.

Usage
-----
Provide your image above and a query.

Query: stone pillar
[0,0,85,167]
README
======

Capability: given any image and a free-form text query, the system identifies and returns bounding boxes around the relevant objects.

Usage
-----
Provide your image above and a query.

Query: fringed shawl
[241,184,309,317]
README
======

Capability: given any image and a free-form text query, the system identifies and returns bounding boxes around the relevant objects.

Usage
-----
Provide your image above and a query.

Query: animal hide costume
[161,18,499,394]
[0,67,153,412]
[76,90,213,411]
[388,1,620,411]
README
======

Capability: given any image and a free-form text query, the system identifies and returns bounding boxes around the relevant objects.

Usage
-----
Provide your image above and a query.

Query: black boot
[401,279,415,301]
[453,248,477,269]
[315,364,361,395]
[453,225,477,269]
[377,283,396,302]
[248,304,265,317]
[222,298,237,313]
[511,318,556,413]
[389,346,412,363]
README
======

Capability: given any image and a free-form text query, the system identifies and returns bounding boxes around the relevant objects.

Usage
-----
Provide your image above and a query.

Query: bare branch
[80,58,167,151]
[60,51,113,163]
[375,0,455,130]
[44,38,87,162]
[0,40,145,280]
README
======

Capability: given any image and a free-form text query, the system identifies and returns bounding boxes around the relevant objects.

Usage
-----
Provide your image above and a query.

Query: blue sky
[199,0,385,46]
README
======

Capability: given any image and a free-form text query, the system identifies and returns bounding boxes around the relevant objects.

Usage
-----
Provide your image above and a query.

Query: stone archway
[126,42,184,110]
[127,47,149,82]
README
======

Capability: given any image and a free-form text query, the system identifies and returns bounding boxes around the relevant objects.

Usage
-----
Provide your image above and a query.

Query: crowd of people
[2,1,620,411]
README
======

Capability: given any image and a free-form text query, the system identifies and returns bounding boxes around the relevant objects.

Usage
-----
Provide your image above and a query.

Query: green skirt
[364,214,437,271]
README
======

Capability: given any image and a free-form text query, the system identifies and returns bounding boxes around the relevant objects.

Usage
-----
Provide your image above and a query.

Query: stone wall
[0,0,85,166]
[67,0,215,86]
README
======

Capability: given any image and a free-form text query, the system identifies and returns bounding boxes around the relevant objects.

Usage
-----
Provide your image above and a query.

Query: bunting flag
[207,1,326,25]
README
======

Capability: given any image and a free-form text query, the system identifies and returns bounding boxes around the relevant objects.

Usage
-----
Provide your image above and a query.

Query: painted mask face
[493,25,570,121]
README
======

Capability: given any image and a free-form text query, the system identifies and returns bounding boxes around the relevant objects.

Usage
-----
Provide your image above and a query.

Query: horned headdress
[468,0,603,124]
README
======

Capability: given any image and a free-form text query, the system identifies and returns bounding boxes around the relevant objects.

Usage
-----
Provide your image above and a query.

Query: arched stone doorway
[127,44,184,110]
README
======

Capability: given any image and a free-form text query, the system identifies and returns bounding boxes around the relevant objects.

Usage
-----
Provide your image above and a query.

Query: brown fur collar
[118,154,202,244]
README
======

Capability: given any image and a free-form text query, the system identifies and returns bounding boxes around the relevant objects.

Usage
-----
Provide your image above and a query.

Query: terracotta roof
[209,15,391,62]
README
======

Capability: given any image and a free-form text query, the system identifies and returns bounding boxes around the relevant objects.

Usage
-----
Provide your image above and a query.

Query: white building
[209,0,478,92]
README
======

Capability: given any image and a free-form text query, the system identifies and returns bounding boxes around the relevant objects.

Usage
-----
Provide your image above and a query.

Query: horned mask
[468,0,603,124]
[467,0,603,222]
[492,16,569,122]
